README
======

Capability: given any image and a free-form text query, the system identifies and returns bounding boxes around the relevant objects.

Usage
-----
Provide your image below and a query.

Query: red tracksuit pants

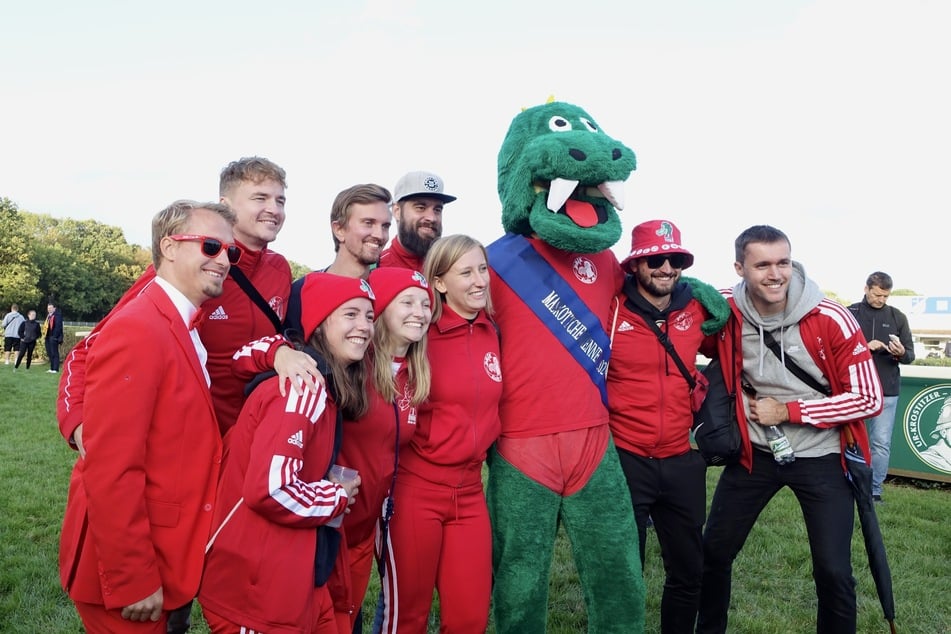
[378,471,491,633]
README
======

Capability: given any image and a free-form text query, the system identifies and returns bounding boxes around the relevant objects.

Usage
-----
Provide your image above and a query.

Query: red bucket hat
[620,219,694,272]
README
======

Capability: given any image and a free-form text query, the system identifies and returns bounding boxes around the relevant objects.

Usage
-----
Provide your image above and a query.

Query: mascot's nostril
[568,148,587,161]
[612,148,622,160]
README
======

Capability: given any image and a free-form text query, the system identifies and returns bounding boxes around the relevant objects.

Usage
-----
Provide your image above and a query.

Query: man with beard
[284,183,392,334]
[606,219,728,633]
[379,171,456,271]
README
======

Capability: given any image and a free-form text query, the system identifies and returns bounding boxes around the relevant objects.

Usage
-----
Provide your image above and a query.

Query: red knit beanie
[299,273,376,339]
[368,267,432,315]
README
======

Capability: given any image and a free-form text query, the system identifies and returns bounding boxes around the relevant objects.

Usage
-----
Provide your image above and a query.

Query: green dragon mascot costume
[485,99,646,632]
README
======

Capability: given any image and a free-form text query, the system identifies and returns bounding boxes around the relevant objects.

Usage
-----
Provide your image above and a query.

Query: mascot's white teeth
[597,181,625,211]
[547,178,579,212]
[546,178,625,213]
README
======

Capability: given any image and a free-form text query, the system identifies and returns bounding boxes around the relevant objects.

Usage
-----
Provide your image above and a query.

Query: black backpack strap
[762,330,832,396]
[638,314,696,389]
[229,266,283,333]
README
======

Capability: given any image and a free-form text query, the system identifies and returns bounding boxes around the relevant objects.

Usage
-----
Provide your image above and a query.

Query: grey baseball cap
[393,171,457,204]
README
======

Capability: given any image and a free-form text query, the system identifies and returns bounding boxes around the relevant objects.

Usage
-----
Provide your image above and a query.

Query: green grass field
[1,364,949,633]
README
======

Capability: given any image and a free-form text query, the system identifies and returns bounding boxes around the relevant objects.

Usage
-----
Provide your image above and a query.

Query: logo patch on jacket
[287,429,304,449]
[572,257,598,284]
[484,352,502,382]
[671,311,694,332]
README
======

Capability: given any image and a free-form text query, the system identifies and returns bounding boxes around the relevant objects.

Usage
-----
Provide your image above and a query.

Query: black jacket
[18,319,41,344]
[848,298,915,395]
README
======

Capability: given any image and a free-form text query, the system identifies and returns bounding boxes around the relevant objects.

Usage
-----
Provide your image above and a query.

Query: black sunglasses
[645,253,687,269]
[169,234,242,264]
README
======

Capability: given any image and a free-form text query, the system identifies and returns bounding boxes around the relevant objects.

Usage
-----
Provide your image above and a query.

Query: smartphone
[888,334,900,344]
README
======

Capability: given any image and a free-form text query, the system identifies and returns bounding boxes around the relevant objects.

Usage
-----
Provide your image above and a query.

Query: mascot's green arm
[682,276,730,335]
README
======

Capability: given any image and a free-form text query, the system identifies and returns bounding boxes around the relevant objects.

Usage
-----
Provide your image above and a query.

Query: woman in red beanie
[332,266,434,631]
[378,235,503,633]
[198,273,375,634]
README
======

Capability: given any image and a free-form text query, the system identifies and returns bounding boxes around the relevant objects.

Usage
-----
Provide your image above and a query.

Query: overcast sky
[3,0,949,300]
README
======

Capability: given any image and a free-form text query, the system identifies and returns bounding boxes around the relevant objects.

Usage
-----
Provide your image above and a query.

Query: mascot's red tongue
[565,199,598,228]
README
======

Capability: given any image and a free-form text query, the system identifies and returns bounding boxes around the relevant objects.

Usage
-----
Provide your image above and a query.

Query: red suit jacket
[59,282,222,610]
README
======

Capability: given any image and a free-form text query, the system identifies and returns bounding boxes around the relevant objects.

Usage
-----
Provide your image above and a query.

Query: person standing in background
[44,302,64,373]
[14,309,41,371]
[3,303,25,365]
[848,271,915,503]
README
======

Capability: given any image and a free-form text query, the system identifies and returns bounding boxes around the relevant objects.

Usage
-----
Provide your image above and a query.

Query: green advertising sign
[889,369,951,483]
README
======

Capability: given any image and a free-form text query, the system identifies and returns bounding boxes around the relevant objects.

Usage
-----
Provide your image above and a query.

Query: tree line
[0,197,150,322]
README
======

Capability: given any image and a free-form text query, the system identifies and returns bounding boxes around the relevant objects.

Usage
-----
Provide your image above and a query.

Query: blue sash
[487,233,611,407]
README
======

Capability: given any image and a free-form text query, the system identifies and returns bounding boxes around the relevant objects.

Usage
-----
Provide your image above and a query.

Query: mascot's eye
[548,116,572,132]
[579,118,598,133]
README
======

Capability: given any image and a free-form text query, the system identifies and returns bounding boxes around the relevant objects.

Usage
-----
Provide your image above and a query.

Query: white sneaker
[47,369,57,373]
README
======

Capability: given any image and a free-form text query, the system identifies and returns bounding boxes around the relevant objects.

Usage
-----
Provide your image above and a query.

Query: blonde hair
[371,312,431,406]
[150,200,236,268]
[219,156,287,196]
[423,234,493,323]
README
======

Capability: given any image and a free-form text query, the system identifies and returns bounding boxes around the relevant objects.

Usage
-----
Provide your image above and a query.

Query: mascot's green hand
[682,276,730,335]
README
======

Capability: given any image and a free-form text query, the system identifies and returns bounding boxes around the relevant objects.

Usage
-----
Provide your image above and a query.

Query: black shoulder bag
[314,403,344,587]
[691,325,743,466]
[229,266,283,333]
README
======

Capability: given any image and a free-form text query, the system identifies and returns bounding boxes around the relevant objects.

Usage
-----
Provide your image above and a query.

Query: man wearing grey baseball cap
[379,170,456,271]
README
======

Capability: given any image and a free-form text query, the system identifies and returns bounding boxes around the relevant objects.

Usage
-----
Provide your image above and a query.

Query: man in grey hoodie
[696,225,883,634]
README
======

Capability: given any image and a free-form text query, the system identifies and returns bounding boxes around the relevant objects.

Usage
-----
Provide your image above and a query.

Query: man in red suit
[59,200,238,632]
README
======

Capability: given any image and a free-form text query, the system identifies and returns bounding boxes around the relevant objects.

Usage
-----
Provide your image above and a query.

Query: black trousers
[15,341,36,369]
[616,447,706,634]
[45,337,60,371]
[697,450,857,634]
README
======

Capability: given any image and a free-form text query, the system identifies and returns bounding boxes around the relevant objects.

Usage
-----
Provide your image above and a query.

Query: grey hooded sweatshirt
[732,261,841,458]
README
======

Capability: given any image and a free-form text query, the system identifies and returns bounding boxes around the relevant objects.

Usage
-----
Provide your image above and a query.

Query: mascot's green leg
[487,447,561,634]
[561,439,646,634]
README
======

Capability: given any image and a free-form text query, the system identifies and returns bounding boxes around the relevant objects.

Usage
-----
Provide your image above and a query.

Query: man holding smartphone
[848,271,915,503]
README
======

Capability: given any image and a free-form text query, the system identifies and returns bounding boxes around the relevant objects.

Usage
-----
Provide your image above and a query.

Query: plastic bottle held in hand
[765,424,795,464]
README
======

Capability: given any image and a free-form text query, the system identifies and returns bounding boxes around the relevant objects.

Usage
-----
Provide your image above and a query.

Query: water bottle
[765,424,795,464]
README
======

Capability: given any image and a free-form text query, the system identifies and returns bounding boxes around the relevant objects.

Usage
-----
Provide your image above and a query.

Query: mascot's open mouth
[534,178,625,228]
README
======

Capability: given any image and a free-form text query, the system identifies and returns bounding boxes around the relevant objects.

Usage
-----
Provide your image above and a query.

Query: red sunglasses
[169,235,242,264]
